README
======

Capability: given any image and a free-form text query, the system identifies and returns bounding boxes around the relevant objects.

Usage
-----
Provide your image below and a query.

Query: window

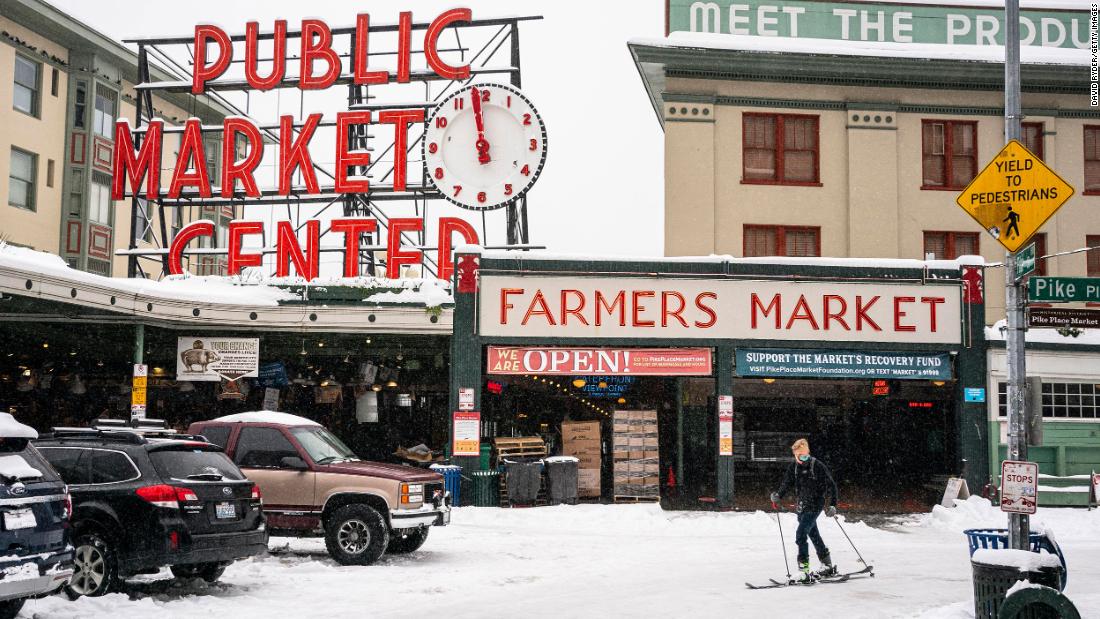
[742,113,819,184]
[87,450,140,484]
[1084,126,1100,194]
[47,159,55,188]
[93,84,116,139]
[73,81,87,129]
[1022,122,1043,160]
[197,426,231,448]
[50,67,59,97]
[204,137,222,183]
[998,382,1100,419]
[234,427,300,468]
[137,198,154,243]
[37,448,90,485]
[8,148,37,211]
[921,120,977,189]
[88,177,111,224]
[744,225,820,257]
[1087,235,1100,277]
[291,427,359,464]
[149,449,244,481]
[13,55,39,116]
[924,231,979,260]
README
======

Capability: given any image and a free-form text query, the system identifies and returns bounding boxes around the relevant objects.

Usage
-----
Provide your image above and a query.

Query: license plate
[215,502,236,519]
[4,508,35,530]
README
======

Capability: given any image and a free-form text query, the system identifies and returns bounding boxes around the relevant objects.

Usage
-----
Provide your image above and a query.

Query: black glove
[769,492,780,504]
[825,505,837,518]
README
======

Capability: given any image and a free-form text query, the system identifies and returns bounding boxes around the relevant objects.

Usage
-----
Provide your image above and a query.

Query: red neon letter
[425,9,472,80]
[275,220,320,280]
[353,14,389,85]
[335,111,372,193]
[750,293,781,329]
[379,109,425,192]
[921,296,946,332]
[221,118,264,198]
[436,217,478,283]
[785,295,821,330]
[300,20,341,90]
[661,291,688,327]
[632,291,655,327]
[894,296,917,332]
[386,218,423,279]
[396,12,412,83]
[227,221,264,275]
[823,295,851,331]
[330,218,377,278]
[501,288,523,325]
[166,220,214,275]
[244,20,287,90]
[169,119,212,199]
[694,292,718,328]
[561,290,590,326]
[278,113,322,195]
[855,296,882,331]
[193,25,232,94]
[112,120,162,200]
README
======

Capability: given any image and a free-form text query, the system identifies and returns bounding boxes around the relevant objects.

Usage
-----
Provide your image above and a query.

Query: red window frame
[1032,233,1048,277]
[920,119,978,191]
[923,231,980,260]
[741,113,821,186]
[1087,235,1100,306]
[1084,125,1100,195]
[743,225,821,257]
[1021,122,1044,160]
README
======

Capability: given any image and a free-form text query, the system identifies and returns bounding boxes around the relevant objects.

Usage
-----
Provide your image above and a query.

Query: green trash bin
[972,549,1064,619]
[480,443,492,471]
[471,470,500,507]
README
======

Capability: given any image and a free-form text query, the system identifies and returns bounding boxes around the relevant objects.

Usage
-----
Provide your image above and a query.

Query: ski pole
[773,502,792,580]
[832,515,869,568]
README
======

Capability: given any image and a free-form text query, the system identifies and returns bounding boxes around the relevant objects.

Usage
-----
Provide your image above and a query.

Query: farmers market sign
[735,348,953,380]
[669,1,1093,49]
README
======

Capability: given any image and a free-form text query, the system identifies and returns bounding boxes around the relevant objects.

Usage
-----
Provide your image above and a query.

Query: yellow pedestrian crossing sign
[955,140,1074,253]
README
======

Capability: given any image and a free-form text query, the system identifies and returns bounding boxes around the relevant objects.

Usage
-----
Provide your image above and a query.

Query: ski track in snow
[18,498,1099,618]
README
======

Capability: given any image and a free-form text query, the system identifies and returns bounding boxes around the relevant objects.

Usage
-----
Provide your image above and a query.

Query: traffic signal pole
[1003,0,1029,551]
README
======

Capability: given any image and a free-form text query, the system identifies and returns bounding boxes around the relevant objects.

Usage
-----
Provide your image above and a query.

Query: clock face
[423,83,547,211]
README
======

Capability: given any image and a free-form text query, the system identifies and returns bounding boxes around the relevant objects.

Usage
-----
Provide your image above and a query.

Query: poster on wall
[177,337,259,382]
[131,364,147,420]
[262,388,280,412]
[718,395,733,456]
[453,412,481,456]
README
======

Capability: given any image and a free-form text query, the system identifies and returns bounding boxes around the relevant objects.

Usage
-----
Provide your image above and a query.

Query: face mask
[797,454,810,463]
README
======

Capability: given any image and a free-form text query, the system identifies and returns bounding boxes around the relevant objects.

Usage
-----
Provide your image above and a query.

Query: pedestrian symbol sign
[955,140,1074,253]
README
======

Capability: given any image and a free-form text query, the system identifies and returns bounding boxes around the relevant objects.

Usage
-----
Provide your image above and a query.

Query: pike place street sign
[1027,277,1100,303]
[1028,307,1100,329]
[955,140,1074,253]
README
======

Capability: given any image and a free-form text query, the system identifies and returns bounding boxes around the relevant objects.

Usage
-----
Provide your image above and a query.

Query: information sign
[1000,460,1039,514]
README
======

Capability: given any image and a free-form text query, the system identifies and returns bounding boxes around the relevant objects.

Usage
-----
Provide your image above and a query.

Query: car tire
[170,562,227,583]
[66,532,118,599]
[324,504,389,566]
[0,598,25,619]
[387,527,430,554]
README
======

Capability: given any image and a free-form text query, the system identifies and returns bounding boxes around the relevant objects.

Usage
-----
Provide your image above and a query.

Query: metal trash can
[503,458,542,506]
[429,464,463,507]
[971,549,1064,619]
[543,456,579,505]
[964,529,1067,591]
[471,470,500,507]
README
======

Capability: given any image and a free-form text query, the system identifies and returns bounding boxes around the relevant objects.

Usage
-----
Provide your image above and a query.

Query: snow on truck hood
[212,411,321,426]
[0,413,37,439]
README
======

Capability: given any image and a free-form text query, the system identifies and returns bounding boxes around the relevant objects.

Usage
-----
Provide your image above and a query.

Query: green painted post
[1056,446,1066,477]
[716,345,735,508]
[676,378,685,491]
[449,252,485,475]
[133,323,144,365]
[957,267,990,493]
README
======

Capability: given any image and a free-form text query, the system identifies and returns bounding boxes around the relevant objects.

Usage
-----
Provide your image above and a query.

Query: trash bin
[429,464,463,507]
[471,470,500,507]
[503,458,542,506]
[480,443,492,471]
[543,456,579,505]
[964,529,1067,591]
[971,548,1065,619]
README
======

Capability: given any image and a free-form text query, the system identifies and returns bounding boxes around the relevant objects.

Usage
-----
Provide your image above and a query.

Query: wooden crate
[493,436,548,466]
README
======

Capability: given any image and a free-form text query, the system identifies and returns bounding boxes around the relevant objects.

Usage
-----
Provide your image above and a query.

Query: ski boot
[816,552,838,579]
[795,560,816,584]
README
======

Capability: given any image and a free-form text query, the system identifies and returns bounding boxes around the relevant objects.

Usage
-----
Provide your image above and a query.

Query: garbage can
[964,529,1067,591]
[429,464,463,507]
[471,470,500,507]
[543,456,579,505]
[503,458,542,506]
[971,548,1065,619]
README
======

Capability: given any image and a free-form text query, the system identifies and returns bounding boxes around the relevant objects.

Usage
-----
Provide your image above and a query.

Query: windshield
[291,427,359,464]
[149,449,245,482]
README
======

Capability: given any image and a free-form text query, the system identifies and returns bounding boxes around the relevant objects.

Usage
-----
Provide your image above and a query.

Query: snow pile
[925,496,1006,531]
[212,411,320,426]
[0,413,37,439]
[972,548,1062,571]
[0,455,42,480]
[1006,580,1044,596]
[542,456,579,464]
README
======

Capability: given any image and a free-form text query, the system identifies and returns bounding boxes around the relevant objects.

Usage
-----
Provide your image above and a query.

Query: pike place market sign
[479,276,962,344]
[669,1,1093,49]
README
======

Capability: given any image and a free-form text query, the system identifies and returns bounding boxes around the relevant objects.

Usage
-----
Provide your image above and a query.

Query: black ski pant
[794,508,830,564]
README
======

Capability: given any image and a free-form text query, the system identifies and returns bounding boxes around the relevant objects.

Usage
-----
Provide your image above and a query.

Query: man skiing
[770,438,839,582]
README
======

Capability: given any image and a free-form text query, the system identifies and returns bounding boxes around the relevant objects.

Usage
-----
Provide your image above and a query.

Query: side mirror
[279,456,308,471]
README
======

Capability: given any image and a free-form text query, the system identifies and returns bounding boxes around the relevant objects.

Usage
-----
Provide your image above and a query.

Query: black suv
[35,420,268,597]
[0,414,72,619]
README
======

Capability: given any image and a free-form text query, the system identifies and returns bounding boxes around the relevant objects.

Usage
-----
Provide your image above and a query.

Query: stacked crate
[612,410,659,502]
[561,421,601,498]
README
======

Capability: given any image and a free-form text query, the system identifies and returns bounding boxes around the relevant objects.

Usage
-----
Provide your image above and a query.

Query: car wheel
[387,527,430,554]
[324,504,389,566]
[170,562,227,583]
[0,598,25,619]
[65,533,118,599]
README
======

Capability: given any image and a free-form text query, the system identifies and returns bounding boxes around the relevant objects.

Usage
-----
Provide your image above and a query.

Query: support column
[449,252,484,473]
[716,344,735,508]
[957,266,990,494]
[133,324,144,365]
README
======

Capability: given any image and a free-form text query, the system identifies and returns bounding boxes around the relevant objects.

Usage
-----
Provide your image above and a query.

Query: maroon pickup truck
[189,412,450,565]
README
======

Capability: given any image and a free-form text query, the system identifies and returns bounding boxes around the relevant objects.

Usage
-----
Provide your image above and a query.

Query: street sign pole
[1004,0,1029,551]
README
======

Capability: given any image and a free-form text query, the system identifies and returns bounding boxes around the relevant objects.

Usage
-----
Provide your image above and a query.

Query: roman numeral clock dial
[423,83,547,211]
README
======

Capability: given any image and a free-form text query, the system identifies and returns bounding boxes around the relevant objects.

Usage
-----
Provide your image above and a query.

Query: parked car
[34,420,268,597]
[0,413,73,618]
[189,412,450,566]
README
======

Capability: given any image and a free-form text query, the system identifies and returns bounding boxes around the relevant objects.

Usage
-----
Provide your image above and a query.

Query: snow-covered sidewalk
[20,498,1099,618]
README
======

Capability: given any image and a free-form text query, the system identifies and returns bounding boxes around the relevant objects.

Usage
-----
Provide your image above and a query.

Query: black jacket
[776,456,838,512]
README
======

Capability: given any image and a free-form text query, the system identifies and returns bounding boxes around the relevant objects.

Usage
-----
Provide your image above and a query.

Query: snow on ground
[19,498,1100,618]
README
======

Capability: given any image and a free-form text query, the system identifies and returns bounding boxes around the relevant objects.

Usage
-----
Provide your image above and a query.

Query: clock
[423,83,547,211]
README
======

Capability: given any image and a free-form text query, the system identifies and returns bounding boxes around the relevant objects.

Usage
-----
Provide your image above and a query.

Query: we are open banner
[487,347,713,376]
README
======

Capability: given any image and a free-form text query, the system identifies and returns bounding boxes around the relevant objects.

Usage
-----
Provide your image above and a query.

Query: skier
[770,438,839,582]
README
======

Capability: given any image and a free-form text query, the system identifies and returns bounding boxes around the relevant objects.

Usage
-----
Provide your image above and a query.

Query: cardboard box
[577,469,600,497]
[629,450,644,460]
[575,454,601,468]
[644,476,659,486]
[644,423,658,433]
[628,437,643,447]
[644,450,659,459]
[563,421,601,442]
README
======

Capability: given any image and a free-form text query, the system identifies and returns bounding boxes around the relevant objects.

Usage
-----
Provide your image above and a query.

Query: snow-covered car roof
[210,411,322,427]
[0,413,38,440]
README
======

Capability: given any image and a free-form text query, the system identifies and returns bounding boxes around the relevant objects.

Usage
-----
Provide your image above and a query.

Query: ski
[745,566,873,590]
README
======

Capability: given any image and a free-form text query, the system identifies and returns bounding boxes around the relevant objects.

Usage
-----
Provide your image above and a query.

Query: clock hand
[471,87,491,165]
